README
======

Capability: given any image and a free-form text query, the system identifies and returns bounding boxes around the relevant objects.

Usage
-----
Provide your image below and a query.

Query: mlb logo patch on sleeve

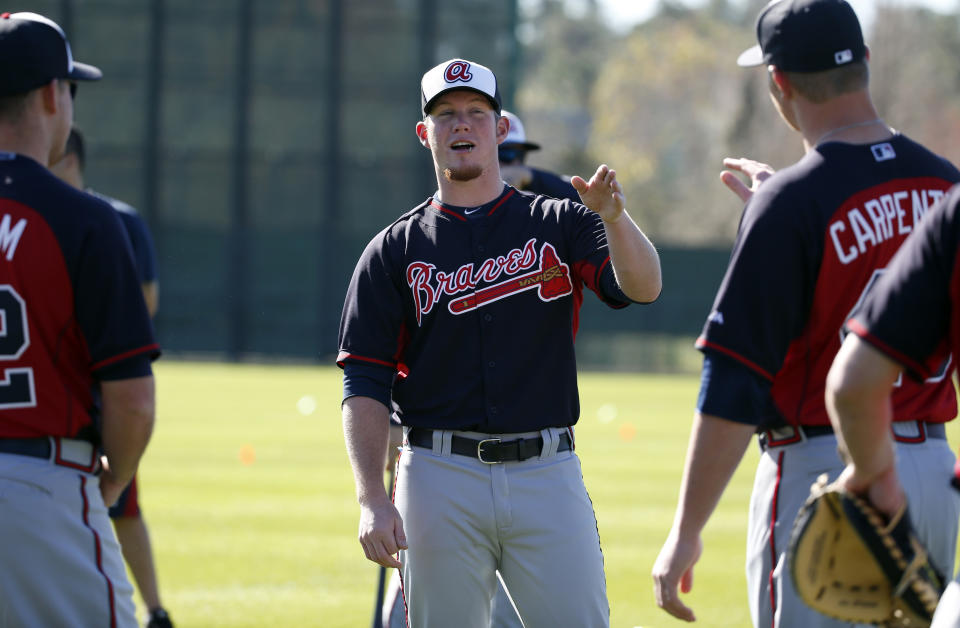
[871,143,896,162]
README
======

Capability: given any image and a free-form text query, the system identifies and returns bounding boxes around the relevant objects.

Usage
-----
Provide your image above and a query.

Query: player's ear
[495,114,509,144]
[58,152,76,171]
[39,80,60,114]
[416,121,430,149]
[768,66,792,99]
[864,46,871,63]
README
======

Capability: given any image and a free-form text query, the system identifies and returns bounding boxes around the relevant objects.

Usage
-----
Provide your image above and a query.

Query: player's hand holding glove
[787,473,944,627]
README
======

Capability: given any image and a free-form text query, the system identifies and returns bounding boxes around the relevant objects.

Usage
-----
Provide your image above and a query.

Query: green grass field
[133,361,960,627]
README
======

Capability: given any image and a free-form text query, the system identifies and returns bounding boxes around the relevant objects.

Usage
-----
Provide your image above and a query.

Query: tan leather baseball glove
[788,474,944,627]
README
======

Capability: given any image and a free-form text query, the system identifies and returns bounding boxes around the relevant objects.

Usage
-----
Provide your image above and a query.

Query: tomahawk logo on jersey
[338,187,632,432]
[445,242,572,314]
[406,238,573,321]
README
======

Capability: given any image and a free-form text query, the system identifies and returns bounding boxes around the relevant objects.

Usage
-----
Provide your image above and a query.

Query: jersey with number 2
[0,154,158,440]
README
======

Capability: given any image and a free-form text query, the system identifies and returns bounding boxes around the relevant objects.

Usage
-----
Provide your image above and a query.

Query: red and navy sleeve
[697,352,784,426]
[338,228,408,404]
[848,184,960,380]
[563,200,633,308]
[696,179,816,383]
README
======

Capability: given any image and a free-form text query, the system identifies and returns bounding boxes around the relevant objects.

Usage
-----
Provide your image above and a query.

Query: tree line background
[24,0,960,370]
[517,0,960,244]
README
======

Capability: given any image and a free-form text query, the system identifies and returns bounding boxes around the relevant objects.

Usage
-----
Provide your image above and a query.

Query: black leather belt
[0,437,51,459]
[758,421,946,451]
[407,428,572,464]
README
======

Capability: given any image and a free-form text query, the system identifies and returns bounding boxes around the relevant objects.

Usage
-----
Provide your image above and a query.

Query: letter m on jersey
[0,214,26,261]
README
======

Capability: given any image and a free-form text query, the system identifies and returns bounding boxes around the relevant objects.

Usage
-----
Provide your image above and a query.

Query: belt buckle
[477,438,502,464]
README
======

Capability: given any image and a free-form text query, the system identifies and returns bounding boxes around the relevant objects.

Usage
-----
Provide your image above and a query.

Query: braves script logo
[406,239,573,325]
[444,61,473,84]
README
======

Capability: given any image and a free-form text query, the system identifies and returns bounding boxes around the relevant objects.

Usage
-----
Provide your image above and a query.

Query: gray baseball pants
[395,427,608,628]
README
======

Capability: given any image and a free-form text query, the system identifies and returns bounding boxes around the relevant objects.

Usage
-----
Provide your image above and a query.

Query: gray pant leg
[747,437,853,628]
[396,448,500,628]
[490,574,523,628]
[748,436,959,628]
[497,453,609,628]
[0,457,136,628]
[895,439,960,578]
[383,569,407,628]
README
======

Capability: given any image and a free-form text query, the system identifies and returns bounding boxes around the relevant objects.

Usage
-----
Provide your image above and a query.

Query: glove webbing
[847,493,941,618]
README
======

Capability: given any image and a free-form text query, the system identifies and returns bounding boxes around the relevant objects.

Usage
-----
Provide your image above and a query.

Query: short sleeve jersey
[338,186,632,432]
[697,135,959,429]
[848,184,960,383]
[88,190,158,284]
[0,154,159,441]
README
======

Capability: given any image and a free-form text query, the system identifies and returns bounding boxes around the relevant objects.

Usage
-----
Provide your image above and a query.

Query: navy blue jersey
[338,185,631,432]
[697,135,959,429]
[848,184,960,383]
[0,154,159,440]
[88,190,158,284]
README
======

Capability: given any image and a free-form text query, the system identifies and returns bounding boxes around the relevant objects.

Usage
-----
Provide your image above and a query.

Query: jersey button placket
[473,232,499,423]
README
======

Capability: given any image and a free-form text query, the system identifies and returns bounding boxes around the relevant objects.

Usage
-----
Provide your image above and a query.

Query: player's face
[422,91,505,183]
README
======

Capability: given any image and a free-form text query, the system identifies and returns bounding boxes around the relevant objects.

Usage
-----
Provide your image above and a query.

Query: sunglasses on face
[59,80,77,100]
[498,147,525,164]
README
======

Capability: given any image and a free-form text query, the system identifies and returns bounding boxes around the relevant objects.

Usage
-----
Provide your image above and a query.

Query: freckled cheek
[425,127,443,150]
[432,124,451,145]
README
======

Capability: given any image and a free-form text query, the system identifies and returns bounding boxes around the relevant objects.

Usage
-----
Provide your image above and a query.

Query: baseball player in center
[338,58,661,627]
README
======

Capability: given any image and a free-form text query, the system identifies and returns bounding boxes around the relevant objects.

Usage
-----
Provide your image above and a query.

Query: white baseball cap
[501,110,540,151]
[420,58,501,115]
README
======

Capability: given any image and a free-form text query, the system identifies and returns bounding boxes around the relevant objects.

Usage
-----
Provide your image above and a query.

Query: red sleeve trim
[336,351,398,370]
[846,318,932,379]
[587,256,627,309]
[595,255,612,288]
[695,337,775,382]
[91,343,160,372]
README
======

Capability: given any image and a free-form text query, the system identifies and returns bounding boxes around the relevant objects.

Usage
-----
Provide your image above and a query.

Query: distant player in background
[498,109,580,203]
[52,129,158,315]
[651,1,960,626]
[51,127,173,628]
[0,12,158,627]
